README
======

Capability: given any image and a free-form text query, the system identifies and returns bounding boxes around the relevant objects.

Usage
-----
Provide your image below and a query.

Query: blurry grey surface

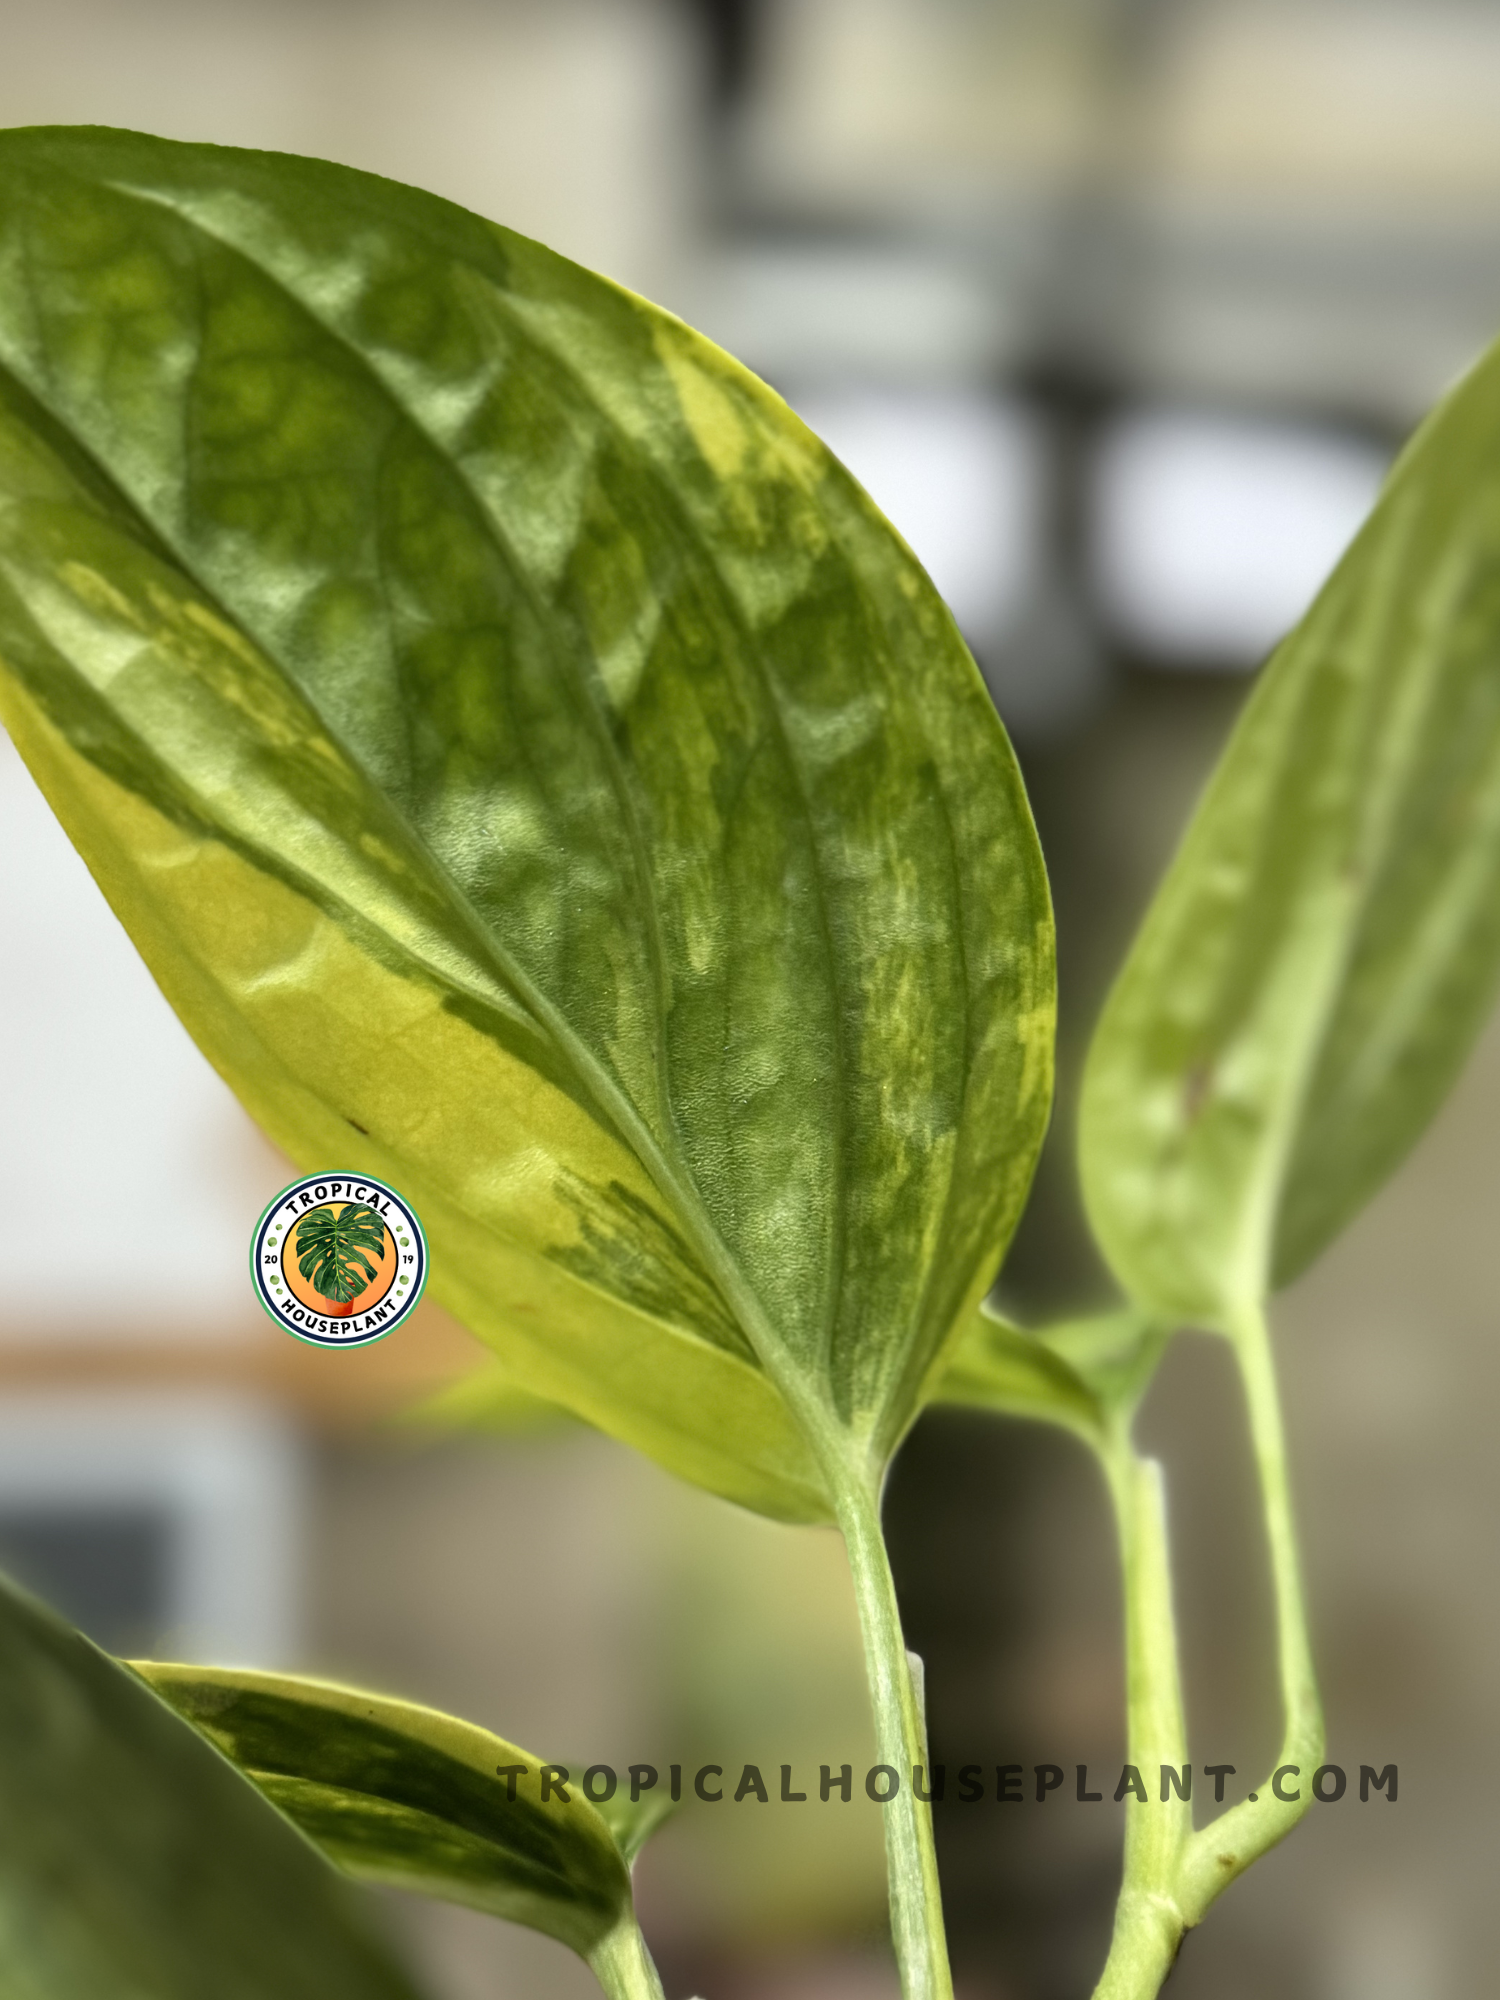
[0,1509,170,1659]
[0,1394,306,1664]
[1088,410,1390,665]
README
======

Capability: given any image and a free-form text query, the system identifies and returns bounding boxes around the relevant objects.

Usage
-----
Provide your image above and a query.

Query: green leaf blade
[133,1665,633,1957]
[403,1359,577,1435]
[0,125,1054,1500]
[931,1303,1166,1442]
[1271,512,1500,1280]
[1080,346,1500,1321]
[0,1575,421,2000]
[933,1303,1107,1442]
[584,1781,679,1868]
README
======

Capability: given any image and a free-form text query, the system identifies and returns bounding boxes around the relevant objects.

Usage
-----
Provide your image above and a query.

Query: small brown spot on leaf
[346,1118,370,1135]
[1183,1060,1214,1123]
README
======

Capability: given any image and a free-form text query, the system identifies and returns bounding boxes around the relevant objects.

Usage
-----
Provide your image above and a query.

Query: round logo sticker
[250,1173,427,1347]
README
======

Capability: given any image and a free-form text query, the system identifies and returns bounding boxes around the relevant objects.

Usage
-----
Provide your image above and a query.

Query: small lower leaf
[134,1664,637,1959]
[403,1357,579,1434]
[933,1304,1167,1438]
[932,1303,1106,1441]
[0,1574,419,2000]
[574,1773,679,1866]
[1038,1310,1171,1416]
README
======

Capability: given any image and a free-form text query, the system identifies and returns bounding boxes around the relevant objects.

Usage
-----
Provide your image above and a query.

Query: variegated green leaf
[133,1666,639,1955]
[1080,337,1500,1322]
[0,1574,420,2000]
[933,1303,1165,1443]
[932,1303,1104,1440]
[0,127,1054,1517]
[586,1783,679,1868]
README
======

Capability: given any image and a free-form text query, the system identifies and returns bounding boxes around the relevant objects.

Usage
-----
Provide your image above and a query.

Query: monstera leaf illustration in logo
[295,1205,388,1311]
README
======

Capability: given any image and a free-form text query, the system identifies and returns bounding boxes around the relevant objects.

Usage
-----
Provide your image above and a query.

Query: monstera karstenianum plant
[2,122,1500,2000]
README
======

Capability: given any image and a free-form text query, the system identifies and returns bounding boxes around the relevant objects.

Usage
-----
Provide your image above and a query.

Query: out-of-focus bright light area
[0,730,263,1326]
[788,388,1044,656]
[3,3,1500,1997]
[1090,411,1390,665]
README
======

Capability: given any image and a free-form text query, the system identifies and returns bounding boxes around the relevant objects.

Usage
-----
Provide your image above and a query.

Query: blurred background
[1,2,1497,1995]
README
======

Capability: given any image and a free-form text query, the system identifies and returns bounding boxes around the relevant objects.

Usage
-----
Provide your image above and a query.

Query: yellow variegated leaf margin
[0,671,827,1523]
[1080,334,1500,1322]
[0,1574,419,2000]
[133,1664,642,1963]
[0,127,1053,1515]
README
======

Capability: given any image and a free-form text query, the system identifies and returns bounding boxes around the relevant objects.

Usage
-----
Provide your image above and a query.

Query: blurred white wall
[0,1391,306,1662]
[0,0,698,303]
[0,729,269,1332]
[1090,411,1389,665]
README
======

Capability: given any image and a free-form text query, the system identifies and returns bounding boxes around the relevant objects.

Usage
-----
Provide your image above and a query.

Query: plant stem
[1177,1302,1322,1917]
[589,1918,667,2000]
[831,1457,954,2000]
[1090,1301,1323,1997]
[1091,1427,1191,2000]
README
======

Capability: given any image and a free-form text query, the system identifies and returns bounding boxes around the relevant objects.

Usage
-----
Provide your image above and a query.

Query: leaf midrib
[3,172,790,1405]
[249,1766,603,1885]
[891,746,976,1435]
[8,154,999,1446]
[1242,476,1454,1298]
[167,193,679,1151]
[110,171,866,1406]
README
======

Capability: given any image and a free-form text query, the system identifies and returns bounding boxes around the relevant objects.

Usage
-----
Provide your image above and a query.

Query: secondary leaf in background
[133,1665,642,1959]
[931,1303,1105,1444]
[1079,340,1500,1323]
[933,1304,1166,1445]
[0,126,1053,1521]
[587,1781,679,1868]
[404,1356,578,1434]
[0,1573,420,2000]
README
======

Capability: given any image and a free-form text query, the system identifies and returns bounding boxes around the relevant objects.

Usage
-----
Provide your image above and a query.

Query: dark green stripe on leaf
[0,126,1053,1511]
[1081,336,1500,1321]
[0,1575,419,2000]
[135,1664,634,1957]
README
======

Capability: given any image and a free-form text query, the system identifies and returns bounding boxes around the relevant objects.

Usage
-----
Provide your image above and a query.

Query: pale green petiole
[1175,1303,1323,1918]
[831,1455,955,2000]
[590,1917,668,2000]
[1090,1302,1323,2000]
[1092,1429,1193,1999]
